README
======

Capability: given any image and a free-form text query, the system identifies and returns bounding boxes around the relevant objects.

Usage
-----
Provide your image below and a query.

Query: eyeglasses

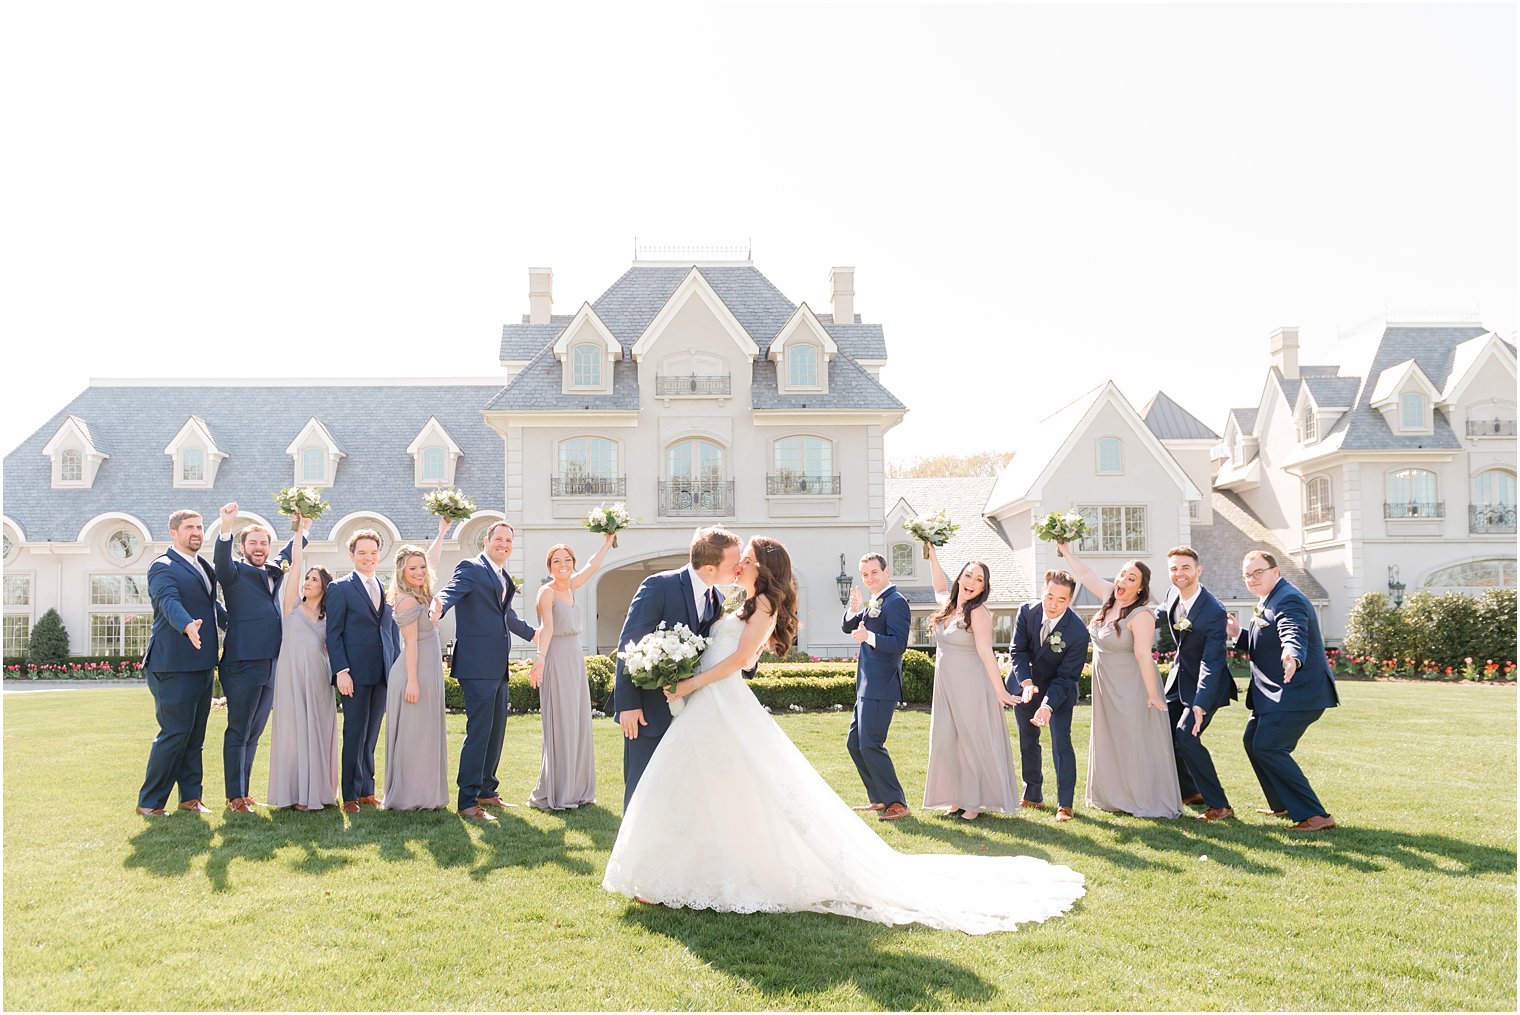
[1241,567,1276,581]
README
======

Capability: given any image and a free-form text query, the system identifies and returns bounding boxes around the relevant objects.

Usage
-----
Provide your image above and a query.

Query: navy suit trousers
[221,658,275,800]
[846,697,905,808]
[1013,697,1076,808]
[340,681,386,801]
[1242,709,1327,821]
[622,729,662,812]
[1169,700,1230,809]
[139,667,214,809]
[457,674,511,810]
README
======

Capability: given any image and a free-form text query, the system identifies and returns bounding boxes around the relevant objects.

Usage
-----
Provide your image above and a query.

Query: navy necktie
[701,588,720,632]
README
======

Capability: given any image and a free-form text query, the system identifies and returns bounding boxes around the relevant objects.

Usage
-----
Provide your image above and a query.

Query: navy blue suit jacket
[1007,602,1090,711]
[434,553,537,681]
[613,568,706,738]
[1234,578,1339,715]
[1156,585,1237,714]
[325,571,400,687]
[842,585,910,702]
[213,533,301,664]
[144,550,224,673]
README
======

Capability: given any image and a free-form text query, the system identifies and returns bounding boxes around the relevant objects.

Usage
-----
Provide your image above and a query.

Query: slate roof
[1320,326,1492,451]
[5,382,505,544]
[1300,373,1361,408]
[491,263,903,413]
[1191,492,1329,601]
[883,477,1028,604]
[1226,407,1258,436]
[1142,391,1219,441]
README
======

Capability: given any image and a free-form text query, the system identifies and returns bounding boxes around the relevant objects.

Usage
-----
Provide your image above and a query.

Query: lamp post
[1387,565,1406,609]
[836,553,852,606]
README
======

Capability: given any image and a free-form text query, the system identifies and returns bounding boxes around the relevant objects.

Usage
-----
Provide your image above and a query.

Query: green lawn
[3,682,1514,1011]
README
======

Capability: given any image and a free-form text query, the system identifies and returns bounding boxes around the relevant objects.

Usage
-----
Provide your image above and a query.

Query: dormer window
[552,303,620,395]
[182,449,204,482]
[42,415,108,489]
[405,416,463,488]
[768,303,837,394]
[61,449,82,482]
[1097,437,1123,475]
[286,417,344,489]
[301,448,325,483]
[421,447,446,482]
[789,344,820,388]
[1401,393,1426,429]
[1300,407,1317,443]
[571,343,602,388]
[164,416,226,489]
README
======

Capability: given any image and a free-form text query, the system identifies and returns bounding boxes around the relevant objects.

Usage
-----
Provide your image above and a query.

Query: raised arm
[1126,609,1167,711]
[213,503,239,588]
[670,599,776,697]
[971,607,1020,707]
[926,540,950,600]
[1055,542,1113,603]
[281,515,311,614]
[425,516,450,572]
[570,532,616,590]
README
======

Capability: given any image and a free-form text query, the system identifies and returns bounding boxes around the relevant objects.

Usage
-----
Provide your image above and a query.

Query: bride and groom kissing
[600,526,1086,934]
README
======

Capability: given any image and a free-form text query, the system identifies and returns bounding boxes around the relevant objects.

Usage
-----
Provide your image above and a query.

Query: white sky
[2,2,1514,464]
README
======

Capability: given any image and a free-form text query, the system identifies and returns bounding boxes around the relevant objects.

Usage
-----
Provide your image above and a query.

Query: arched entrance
[587,550,689,653]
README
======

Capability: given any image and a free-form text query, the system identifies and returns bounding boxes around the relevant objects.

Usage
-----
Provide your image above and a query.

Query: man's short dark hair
[860,553,888,571]
[1245,549,1278,569]
[1043,569,1077,594]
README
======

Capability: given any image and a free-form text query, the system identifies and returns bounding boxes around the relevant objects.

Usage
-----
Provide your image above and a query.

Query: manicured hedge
[1343,589,1517,680]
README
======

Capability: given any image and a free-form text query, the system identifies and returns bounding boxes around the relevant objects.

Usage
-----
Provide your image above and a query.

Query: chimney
[528,267,553,325]
[1268,326,1299,380]
[829,266,855,324]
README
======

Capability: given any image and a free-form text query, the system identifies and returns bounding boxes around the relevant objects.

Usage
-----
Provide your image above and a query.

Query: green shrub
[1343,588,1516,678]
[26,609,69,665]
[1472,589,1518,674]
[900,649,934,702]
[748,674,856,710]
[1344,592,1404,664]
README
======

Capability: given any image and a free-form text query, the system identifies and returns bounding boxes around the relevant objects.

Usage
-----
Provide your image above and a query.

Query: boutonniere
[1174,617,1192,632]
[1048,630,1066,653]
[865,597,882,619]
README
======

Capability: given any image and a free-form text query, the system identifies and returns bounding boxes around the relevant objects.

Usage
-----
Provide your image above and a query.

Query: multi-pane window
[301,447,325,483]
[891,542,915,576]
[669,439,724,484]
[775,436,832,479]
[1400,392,1426,429]
[1425,558,1516,589]
[4,575,31,608]
[89,574,150,656]
[2,616,29,655]
[106,529,140,562]
[1387,469,1438,512]
[789,344,819,388]
[1077,505,1147,553]
[2,532,13,560]
[560,437,618,486]
[1305,476,1333,524]
[421,447,446,482]
[61,449,82,482]
[181,447,205,482]
[1300,408,1317,443]
[992,613,1013,646]
[2,574,30,656]
[1472,470,1516,508]
[1096,438,1122,474]
[571,343,602,387]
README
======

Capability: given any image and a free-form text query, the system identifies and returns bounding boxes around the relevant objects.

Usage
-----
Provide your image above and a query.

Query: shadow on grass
[466,803,621,882]
[623,904,996,1009]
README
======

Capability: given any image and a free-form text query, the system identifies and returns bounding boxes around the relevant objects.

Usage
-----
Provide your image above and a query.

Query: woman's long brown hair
[930,560,991,632]
[1095,559,1152,630]
[740,536,799,656]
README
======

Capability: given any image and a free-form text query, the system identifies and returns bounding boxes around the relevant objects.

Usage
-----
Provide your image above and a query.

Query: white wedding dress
[602,614,1085,934]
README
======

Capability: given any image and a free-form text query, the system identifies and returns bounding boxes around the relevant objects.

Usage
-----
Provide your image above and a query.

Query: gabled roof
[884,477,1027,603]
[750,352,906,410]
[1226,407,1259,437]
[768,303,839,360]
[1318,326,1487,451]
[1368,358,1439,406]
[631,268,760,361]
[1441,331,1517,403]
[41,415,108,457]
[551,303,621,359]
[1191,492,1329,601]
[1142,391,1219,441]
[5,382,506,544]
[1299,374,1360,409]
[483,343,641,412]
[405,416,462,457]
[285,416,345,457]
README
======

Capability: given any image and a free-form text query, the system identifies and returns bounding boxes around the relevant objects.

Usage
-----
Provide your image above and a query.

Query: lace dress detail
[602,614,1085,934]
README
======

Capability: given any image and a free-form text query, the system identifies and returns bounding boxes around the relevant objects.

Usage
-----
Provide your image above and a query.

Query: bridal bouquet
[274,487,331,530]
[1033,510,1089,557]
[584,501,636,547]
[903,510,959,558]
[424,486,477,522]
[619,621,709,717]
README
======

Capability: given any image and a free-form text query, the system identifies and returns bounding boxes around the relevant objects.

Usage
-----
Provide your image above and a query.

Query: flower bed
[4,659,144,680]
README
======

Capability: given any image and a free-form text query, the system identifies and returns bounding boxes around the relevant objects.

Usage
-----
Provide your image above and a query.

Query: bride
[602,537,1085,934]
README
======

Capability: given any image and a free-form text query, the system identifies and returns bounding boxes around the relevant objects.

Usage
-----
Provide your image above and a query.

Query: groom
[613,526,741,811]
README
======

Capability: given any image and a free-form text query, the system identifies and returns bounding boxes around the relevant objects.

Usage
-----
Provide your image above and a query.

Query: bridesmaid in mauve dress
[382,518,452,811]
[1058,543,1182,819]
[920,541,1022,821]
[527,533,616,810]
[267,515,340,811]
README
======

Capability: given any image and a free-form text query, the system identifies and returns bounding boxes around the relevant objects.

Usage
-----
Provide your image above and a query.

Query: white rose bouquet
[423,486,477,522]
[1033,510,1089,557]
[618,621,709,717]
[585,501,636,547]
[274,487,331,530]
[903,510,960,558]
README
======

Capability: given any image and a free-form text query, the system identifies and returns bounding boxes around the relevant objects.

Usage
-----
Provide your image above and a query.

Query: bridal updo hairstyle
[1096,558,1152,630]
[930,560,992,633]
[741,537,799,656]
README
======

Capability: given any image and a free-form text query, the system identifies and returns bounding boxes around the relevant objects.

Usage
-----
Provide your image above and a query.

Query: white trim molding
[284,417,346,488]
[631,267,760,362]
[163,415,228,489]
[406,416,464,487]
[41,415,109,489]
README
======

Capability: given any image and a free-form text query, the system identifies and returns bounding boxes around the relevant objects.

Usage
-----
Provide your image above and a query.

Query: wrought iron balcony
[766,473,841,496]
[550,475,625,497]
[1384,501,1444,519]
[1302,505,1335,527]
[657,480,734,516]
[1467,418,1517,437]
[1470,504,1517,534]
[655,373,732,397]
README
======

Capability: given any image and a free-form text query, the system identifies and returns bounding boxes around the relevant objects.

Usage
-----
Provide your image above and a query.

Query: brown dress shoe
[459,805,498,822]
[225,798,251,813]
[878,802,910,821]
[357,794,382,807]
[1019,799,1045,809]
[341,800,361,813]
[852,803,886,812]
[136,806,167,816]
[1181,793,1205,806]
[1197,807,1235,821]
[1286,814,1336,831]
[243,796,263,808]
[178,799,212,814]
[476,796,515,809]
[1257,808,1289,816]
[1055,806,1074,821]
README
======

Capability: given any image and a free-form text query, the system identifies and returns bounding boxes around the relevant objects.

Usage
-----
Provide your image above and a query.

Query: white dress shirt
[859,583,895,649]
[169,545,211,595]
[684,565,715,622]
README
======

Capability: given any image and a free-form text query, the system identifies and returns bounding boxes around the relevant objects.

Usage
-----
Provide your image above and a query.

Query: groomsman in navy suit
[213,502,303,813]
[1008,569,1090,821]
[1228,550,1339,831]
[137,509,225,815]
[843,552,911,821]
[1156,546,1238,821]
[612,527,742,812]
[433,520,538,820]
[327,528,399,812]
